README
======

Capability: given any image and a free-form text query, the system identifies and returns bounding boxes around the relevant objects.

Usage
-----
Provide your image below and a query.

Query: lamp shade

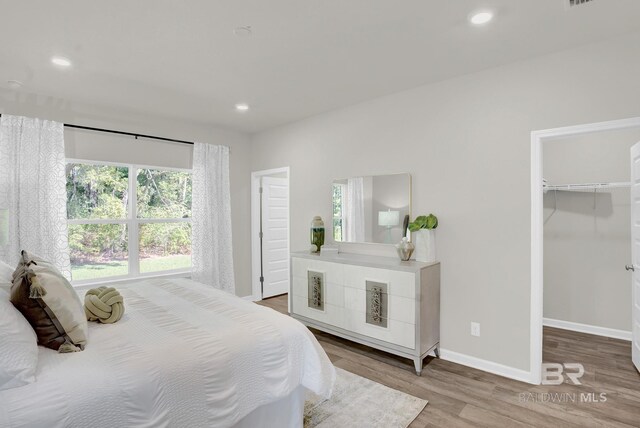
[378,210,399,227]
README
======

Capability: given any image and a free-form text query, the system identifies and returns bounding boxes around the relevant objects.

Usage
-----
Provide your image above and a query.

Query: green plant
[408,214,438,232]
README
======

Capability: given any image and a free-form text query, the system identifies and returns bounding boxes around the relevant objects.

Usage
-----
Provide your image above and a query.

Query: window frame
[332,182,347,242]
[66,158,192,286]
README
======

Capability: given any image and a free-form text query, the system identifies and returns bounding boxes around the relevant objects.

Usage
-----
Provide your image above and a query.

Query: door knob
[626,264,635,272]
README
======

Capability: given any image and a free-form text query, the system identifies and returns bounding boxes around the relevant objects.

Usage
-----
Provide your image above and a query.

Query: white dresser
[290,251,440,375]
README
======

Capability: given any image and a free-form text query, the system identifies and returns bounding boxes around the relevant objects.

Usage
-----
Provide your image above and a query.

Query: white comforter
[0,277,335,427]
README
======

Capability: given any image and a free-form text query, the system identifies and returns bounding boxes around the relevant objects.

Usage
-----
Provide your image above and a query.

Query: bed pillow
[10,251,88,352]
[0,289,39,390]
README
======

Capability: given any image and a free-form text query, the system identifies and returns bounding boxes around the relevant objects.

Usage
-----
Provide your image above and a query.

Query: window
[66,160,192,283]
[332,183,346,241]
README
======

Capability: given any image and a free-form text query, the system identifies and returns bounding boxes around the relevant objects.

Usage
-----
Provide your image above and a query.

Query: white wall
[0,92,253,297]
[64,129,194,170]
[249,32,640,373]
[543,129,640,332]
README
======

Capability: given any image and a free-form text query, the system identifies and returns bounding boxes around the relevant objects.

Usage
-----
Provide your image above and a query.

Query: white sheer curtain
[191,143,235,293]
[344,177,365,242]
[0,115,71,278]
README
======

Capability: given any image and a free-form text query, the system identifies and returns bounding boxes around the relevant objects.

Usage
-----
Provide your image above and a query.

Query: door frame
[251,167,290,301]
[530,116,640,384]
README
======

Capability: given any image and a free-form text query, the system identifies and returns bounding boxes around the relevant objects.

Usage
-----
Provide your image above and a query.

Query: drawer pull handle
[371,287,382,324]
[311,280,322,308]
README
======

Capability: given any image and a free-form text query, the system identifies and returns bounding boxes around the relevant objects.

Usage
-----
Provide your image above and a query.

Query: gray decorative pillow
[10,251,88,352]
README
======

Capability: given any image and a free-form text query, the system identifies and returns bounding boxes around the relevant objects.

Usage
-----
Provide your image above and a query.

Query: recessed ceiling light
[235,103,250,112]
[51,56,72,67]
[470,11,494,25]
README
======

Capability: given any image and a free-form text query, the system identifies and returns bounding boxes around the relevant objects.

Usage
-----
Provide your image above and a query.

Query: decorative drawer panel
[291,276,344,308]
[342,265,415,298]
[291,295,344,327]
[366,281,387,328]
[342,310,415,349]
[292,258,344,285]
[343,286,415,325]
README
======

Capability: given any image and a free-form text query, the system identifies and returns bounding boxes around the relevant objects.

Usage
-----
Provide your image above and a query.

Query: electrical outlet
[471,322,481,337]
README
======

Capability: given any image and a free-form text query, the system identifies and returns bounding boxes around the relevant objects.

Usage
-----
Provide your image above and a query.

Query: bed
[0,277,335,427]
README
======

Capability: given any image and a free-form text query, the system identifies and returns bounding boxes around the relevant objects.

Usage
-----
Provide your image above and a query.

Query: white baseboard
[543,318,631,341]
[439,348,535,384]
[242,294,259,302]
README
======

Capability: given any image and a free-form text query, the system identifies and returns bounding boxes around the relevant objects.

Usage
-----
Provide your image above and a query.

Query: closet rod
[0,113,195,146]
[543,182,631,191]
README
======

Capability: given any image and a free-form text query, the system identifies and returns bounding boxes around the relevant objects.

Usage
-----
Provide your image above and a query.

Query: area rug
[304,368,427,428]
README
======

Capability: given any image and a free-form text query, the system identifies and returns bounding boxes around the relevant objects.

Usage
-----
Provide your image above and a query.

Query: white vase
[413,229,436,262]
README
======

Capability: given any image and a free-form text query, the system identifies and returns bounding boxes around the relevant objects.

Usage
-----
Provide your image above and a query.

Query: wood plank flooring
[257,294,640,428]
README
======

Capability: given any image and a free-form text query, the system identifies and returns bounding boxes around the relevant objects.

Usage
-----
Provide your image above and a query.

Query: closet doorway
[531,117,640,384]
[251,167,290,300]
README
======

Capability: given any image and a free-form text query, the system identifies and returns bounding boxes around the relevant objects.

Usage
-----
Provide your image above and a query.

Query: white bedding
[0,277,335,427]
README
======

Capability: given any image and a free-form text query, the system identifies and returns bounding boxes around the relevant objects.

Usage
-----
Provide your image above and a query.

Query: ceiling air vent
[567,0,594,7]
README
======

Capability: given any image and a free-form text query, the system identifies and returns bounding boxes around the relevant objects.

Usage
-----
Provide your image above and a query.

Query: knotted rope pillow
[84,287,124,324]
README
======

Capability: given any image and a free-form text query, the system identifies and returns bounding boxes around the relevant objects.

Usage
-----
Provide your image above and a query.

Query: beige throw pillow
[10,251,88,352]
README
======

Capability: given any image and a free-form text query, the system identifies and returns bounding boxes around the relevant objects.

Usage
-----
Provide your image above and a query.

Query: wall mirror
[332,173,411,244]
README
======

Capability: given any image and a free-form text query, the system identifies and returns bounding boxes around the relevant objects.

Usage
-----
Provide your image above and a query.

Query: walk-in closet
[542,127,640,373]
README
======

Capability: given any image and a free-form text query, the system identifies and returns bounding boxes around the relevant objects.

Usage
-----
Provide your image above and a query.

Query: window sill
[72,270,192,289]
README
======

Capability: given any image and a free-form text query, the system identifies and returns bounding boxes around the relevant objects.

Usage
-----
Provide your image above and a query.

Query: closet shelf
[543,182,631,192]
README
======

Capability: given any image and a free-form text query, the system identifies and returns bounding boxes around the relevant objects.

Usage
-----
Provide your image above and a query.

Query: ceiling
[0,0,639,133]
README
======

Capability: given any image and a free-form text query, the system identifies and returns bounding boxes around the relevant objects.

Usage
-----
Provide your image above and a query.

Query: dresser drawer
[343,310,415,349]
[342,265,415,298]
[291,295,344,327]
[291,276,344,307]
[292,258,344,285]
[343,286,415,325]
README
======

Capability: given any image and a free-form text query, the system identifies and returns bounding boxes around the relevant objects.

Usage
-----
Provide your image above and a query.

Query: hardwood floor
[258,294,640,428]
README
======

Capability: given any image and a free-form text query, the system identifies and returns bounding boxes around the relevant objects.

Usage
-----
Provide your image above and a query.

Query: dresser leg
[414,357,423,376]
[434,347,440,358]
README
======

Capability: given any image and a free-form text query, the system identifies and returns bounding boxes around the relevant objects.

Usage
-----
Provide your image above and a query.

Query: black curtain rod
[64,123,195,146]
[0,114,195,146]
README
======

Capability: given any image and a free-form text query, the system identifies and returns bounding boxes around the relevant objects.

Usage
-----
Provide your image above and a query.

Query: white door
[630,142,640,372]
[261,176,289,298]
